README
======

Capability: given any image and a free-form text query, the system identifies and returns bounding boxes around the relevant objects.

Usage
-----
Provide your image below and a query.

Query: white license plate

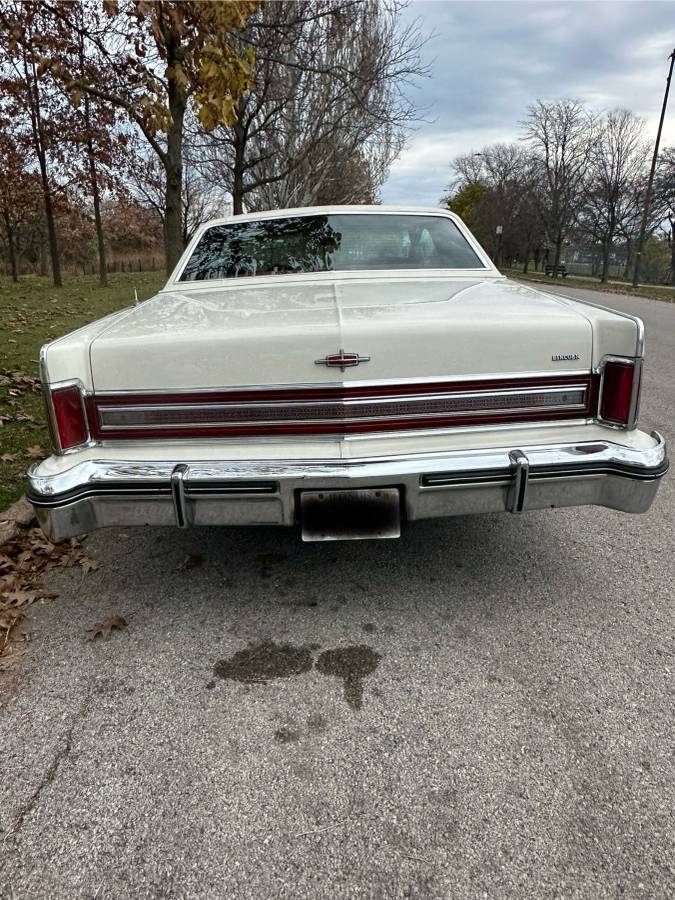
[300,488,401,542]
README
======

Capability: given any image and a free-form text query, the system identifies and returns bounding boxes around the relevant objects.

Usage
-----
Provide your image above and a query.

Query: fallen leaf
[3,589,40,607]
[1,453,18,462]
[0,608,24,630]
[86,615,127,641]
[79,556,99,574]
[26,446,43,459]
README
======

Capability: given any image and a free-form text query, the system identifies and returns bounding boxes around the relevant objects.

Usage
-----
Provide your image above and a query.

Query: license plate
[300,488,401,542]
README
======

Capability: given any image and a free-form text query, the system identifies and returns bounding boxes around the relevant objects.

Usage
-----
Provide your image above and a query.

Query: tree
[654,147,675,283]
[578,109,648,282]
[0,134,41,281]
[522,99,596,270]
[124,129,227,247]
[0,0,69,285]
[198,0,426,213]
[12,0,260,272]
[445,144,545,269]
[444,181,489,235]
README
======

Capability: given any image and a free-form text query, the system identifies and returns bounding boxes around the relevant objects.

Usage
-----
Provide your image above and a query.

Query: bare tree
[522,99,597,270]
[0,1,69,285]
[126,132,227,246]
[446,143,545,269]
[198,0,427,213]
[654,147,675,283]
[577,109,649,282]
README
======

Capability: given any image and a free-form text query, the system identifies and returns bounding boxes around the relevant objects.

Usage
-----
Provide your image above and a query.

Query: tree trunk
[232,117,246,215]
[82,55,107,286]
[2,208,19,282]
[36,149,61,287]
[623,238,633,280]
[600,242,611,283]
[163,84,185,274]
[38,237,47,277]
[24,55,62,287]
[89,149,108,287]
[553,232,563,272]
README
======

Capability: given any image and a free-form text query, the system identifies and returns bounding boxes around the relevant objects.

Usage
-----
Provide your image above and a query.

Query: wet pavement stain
[257,552,288,578]
[214,640,314,684]
[274,727,300,744]
[315,645,381,710]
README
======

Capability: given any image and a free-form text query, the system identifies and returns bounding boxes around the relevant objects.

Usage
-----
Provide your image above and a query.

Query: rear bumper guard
[27,432,668,541]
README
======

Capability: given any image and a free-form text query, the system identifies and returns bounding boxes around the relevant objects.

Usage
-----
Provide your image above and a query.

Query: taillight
[599,358,641,428]
[48,385,88,451]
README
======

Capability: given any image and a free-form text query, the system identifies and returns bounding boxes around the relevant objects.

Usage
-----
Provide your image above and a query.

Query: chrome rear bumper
[27,433,668,542]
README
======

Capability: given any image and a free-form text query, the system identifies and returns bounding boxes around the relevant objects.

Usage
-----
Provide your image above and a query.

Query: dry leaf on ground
[1,519,96,669]
[79,556,99,574]
[26,446,44,459]
[86,615,127,641]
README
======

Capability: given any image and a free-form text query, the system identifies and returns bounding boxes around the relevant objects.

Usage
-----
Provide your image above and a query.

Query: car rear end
[27,208,668,541]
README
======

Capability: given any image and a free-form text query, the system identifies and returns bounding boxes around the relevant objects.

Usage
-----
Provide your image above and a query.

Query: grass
[0,271,165,512]
[502,267,675,303]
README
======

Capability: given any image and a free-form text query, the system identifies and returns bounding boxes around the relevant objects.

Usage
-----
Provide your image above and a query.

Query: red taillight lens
[50,385,88,450]
[600,360,638,426]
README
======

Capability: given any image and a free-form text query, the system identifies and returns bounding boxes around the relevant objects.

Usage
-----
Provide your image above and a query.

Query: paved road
[1,286,673,899]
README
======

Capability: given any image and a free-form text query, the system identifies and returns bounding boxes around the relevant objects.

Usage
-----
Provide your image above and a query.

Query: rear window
[179,213,485,281]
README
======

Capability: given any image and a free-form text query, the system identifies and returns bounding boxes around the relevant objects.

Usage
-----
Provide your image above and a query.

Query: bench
[544,263,567,277]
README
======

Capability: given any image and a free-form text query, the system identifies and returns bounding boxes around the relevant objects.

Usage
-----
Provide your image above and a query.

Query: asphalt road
[1,284,673,900]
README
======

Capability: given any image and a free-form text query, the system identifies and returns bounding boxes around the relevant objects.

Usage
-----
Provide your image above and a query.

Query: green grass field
[0,272,165,511]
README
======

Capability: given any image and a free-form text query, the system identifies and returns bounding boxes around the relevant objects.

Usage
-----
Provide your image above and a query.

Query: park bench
[544,263,567,277]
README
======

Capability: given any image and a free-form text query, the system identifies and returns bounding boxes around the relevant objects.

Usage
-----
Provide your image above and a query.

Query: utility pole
[632,48,675,288]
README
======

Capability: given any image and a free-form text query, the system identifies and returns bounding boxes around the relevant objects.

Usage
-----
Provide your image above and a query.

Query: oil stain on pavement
[213,640,314,683]
[214,641,381,709]
[315,646,381,709]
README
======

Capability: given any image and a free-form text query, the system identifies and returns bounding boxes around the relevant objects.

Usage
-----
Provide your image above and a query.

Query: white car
[28,206,668,542]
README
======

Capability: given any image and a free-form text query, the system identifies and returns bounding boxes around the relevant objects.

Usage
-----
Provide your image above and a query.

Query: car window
[179,214,485,281]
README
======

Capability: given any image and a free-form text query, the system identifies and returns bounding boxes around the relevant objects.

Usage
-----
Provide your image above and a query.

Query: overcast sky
[380,0,675,206]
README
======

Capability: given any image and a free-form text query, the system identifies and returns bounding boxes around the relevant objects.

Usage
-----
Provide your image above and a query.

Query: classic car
[28,206,668,542]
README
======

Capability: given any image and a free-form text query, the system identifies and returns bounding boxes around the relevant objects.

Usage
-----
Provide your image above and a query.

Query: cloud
[381,0,675,206]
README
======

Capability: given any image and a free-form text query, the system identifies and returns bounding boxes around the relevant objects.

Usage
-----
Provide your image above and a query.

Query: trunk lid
[89,276,592,391]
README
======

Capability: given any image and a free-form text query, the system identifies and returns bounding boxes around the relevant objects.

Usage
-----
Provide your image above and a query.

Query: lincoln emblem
[315,349,371,371]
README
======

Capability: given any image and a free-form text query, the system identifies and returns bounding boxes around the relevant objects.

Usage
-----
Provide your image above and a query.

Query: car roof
[201,205,458,228]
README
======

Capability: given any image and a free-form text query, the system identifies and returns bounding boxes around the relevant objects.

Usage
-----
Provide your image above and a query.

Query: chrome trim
[97,407,588,432]
[549,292,645,358]
[314,349,371,370]
[171,464,189,528]
[98,385,589,414]
[26,433,668,541]
[92,370,592,396]
[97,387,589,432]
[508,450,529,513]
[95,417,594,448]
